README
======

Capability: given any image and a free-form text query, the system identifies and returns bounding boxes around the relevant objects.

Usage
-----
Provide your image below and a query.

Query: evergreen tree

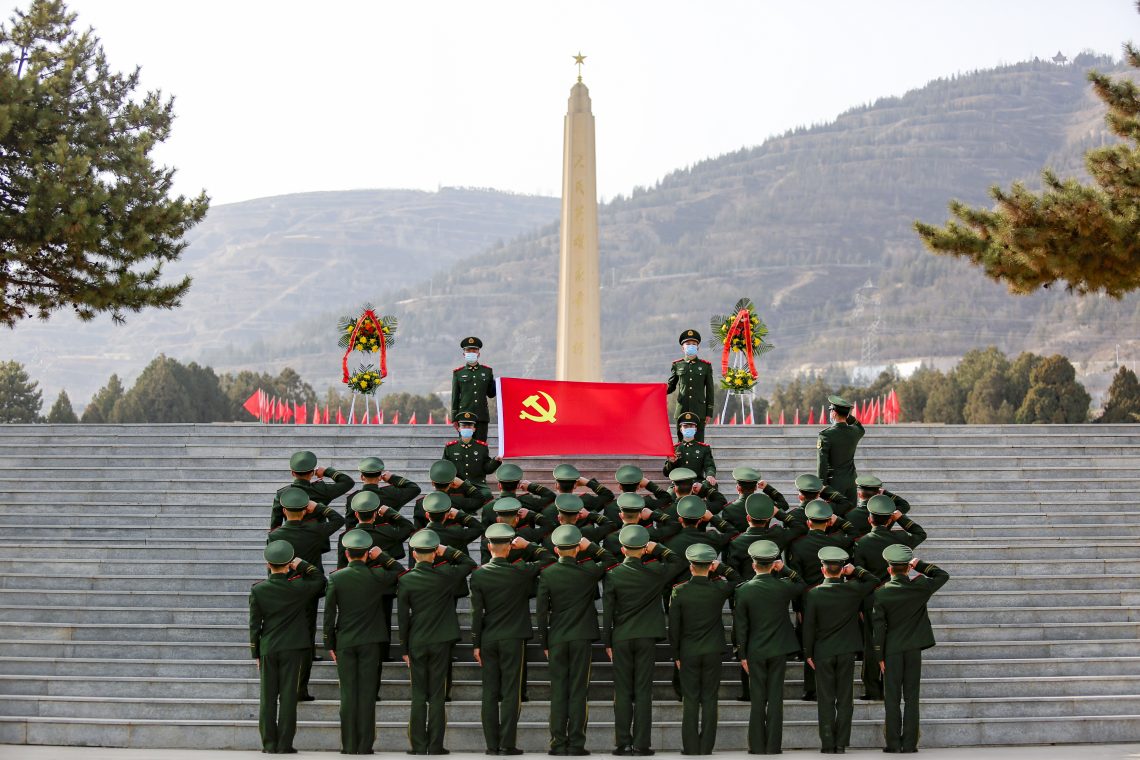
[0,0,209,326]
[82,374,123,423]
[218,367,317,419]
[953,346,1011,394]
[1098,365,1140,422]
[0,360,42,422]
[922,373,966,424]
[895,365,942,422]
[1015,355,1091,423]
[45,388,77,422]
[111,355,230,422]
[1007,352,1044,408]
[963,369,1016,424]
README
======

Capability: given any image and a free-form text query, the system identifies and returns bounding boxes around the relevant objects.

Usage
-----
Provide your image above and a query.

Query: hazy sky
[54,0,1139,205]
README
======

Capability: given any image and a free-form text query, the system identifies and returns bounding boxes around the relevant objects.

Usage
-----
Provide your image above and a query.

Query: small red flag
[373,412,380,424]
[361,408,369,425]
[281,402,293,423]
[322,405,329,424]
[377,408,385,424]
[311,406,319,424]
[765,410,771,425]
[778,410,785,425]
[794,409,800,425]
[391,411,400,425]
[745,414,753,425]
[445,412,450,425]
[807,407,815,425]
[428,412,435,425]
[242,390,262,420]
[336,408,345,425]
[408,411,417,425]
[296,403,307,425]
[348,408,356,424]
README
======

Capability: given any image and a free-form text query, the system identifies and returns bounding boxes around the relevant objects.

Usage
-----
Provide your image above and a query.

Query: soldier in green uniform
[324,530,402,755]
[721,467,791,534]
[270,486,345,701]
[413,460,487,528]
[483,463,557,524]
[817,395,865,505]
[344,456,422,530]
[803,547,878,755]
[784,475,857,533]
[398,530,478,756]
[668,544,741,755]
[444,411,502,501]
[663,468,728,517]
[542,493,617,552]
[602,525,687,756]
[845,475,912,537]
[663,412,717,484]
[249,540,327,755]
[733,540,807,755]
[872,545,950,754]
[470,524,552,755]
[546,464,615,519]
[603,493,681,556]
[421,491,484,559]
[481,497,552,559]
[537,525,613,756]
[609,464,674,518]
[852,496,928,701]
[667,329,714,442]
[452,336,496,442]
[271,450,356,530]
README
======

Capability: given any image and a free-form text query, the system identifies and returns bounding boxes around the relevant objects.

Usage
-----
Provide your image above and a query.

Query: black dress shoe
[632,749,655,756]
[567,750,590,756]
[297,692,316,702]
[736,693,751,701]
[548,751,565,756]
[500,750,524,756]
[279,750,298,755]
[485,751,500,756]
[860,694,882,701]
[837,749,846,755]
[800,693,816,701]
[427,751,449,756]
[883,750,901,754]
[312,653,324,661]
[614,747,632,756]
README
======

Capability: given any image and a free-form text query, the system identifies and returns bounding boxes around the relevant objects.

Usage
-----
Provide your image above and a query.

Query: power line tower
[853,278,881,380]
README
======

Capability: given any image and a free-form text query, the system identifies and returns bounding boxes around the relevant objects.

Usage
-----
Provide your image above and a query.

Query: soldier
[872,545,950,754]
[249,540,327,755]
[663,468,728,517]
[845,475,912,537]
[470,524,552,755]
[344,455,422,530]
[668,544,740,755]
[603,493,681,556]
[451,335,496,442]
[537,525,614,756]
[602,525,687,756]
[785,475,857,534]
[803,547,878,755]
[547,464,615,518]
[542,493,617,552]
[721,468,792,534]
[421,491,483,559]
[271,450,355,530]
[323,530,402,755]
[852,496,928,701]
[817,395,865,504]
[667,328,714,442]
[413,460,487,528]
[398,530,478,756]
[664,412,718,484]
[608,464,674,519]
[483,463,557,524]
[733,540,806,755]
[482,497,552,559]
[271,486,345,701]
[444,411,502,501]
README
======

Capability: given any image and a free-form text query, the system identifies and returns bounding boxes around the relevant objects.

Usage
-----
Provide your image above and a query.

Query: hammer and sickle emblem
[519,391,558,423]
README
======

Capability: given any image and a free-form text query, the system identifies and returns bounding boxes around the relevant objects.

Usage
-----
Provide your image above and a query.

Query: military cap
[454,411,478,424]
[732,466,761,483]
[264,540,295,564]
[460,336,483,349]
[678,329,701,344]
[555,493,584,514]
[429,460,457,483]
[676,495,706,520]
[883,544,915,564]
[289,450,317,472]
[805,499,833,521]
[553,463,581,480]
[618,524,651,548]
[677,411,700,426]
[552,524,583,547]
[747,540,781,561]
[745,492,775,520]
[855,474,883,489]
[342,529,373,551]
[422,491,453,514]
[827,394,851,411]
[358,456,385,475]
[409,530,441,551]
[867,494,896,516]
[485,523,515,542]
[493,496,522,514]
[818,546,849,563]
[350,490,381,514]
[685,544,717,563]
[795,474,824,493]
[669,467,698,483]
[279,487,309,510]
[496,463,524,482]
[616,492,646,512]
[615,464,644,485]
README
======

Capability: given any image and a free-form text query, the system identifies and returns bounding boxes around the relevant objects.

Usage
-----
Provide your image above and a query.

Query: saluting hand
[807,658,815,670]
[315,467,327,478]
[473,648,482,666]
[639,477,650,489]
[518,479,531,491]
[606,648,613,662]
[706,476,717,487]
[368,547,382,561]
[510,536,528,550]
[329,650,337,663]
[879,661,886,675]
[772,559,784,573]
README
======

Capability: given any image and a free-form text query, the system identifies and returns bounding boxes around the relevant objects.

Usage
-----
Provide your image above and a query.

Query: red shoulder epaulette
[673,358,685,363]
[482,365,493,370]
[698,359,711,365]
[445,440,458,446]
[397,568,412,578]
[453,366,465,372]
[287,576,303,582]
[672,580,686,588]
[697,442,710,447]
[476,440,489,446]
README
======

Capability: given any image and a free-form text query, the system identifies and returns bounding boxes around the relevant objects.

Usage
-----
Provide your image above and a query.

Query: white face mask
[459,427,475,439]
[464,352,478,364]
[683,344,698,357]
[681,427,697,440]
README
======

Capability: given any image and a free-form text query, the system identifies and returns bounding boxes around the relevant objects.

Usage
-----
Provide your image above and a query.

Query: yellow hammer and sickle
[519,391,558,423]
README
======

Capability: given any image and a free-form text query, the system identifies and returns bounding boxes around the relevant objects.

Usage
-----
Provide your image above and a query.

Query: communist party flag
[496,377,673,457]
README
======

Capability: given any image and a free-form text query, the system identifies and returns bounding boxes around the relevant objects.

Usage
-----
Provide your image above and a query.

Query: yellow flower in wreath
[360,380,369,388]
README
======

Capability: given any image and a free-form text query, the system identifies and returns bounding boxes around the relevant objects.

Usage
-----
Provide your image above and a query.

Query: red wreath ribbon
[342,309,388,383]
[721,308,758,379]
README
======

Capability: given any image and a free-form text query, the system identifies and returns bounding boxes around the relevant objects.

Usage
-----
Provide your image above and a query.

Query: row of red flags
[241,390,447,425]
[723,389,903,426]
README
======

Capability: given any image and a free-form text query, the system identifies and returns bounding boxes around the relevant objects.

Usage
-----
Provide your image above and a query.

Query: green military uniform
[537,525,612,755]
[662,468,728,517]
[724,493,806,579]
[816,396,865,504]
[343,456,422,530]
[602,526,687,754]
[413,460,487,527]
[803,548,877,754]
[845,475,911,537]
[470,524,550,754]
[720,467,790,533]
[485,463,557,523]
[872,546,950,754]
[541,493,618,553]
[663,438,717,483]
[733,540,807,754]
[269,451,355,550]
[667,329,715,442]
[668,544,740,755]
[851,495,928,701]
[249,541,327,755]
[443,411,501,500]
[323,531,402,755]
[544,464,616,519]
[602,493,681,557]
[452,336,497,442]
[478,496,551,563]
[398,531,478,755]
[419,491,483,562]
[607,465,674,520]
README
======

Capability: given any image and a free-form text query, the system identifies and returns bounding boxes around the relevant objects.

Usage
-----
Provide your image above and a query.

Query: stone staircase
[0,423,1139,751]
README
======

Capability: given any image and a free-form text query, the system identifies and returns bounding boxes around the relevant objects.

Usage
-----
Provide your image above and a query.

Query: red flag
[822,404,827,424]
[311,406,319,424]
[807,407,815,425]
[851,401,859,423]
[281,402,293,423]
[336,407,346,425]
[322,405,329,424]
[348,408,356,424]
[373,412,380,424]
[409,411,417,425]
[377,408,385,425]
[391,411,399,425]
[242,390,262,420]
[362,408,370,424]
[728,415,736,425]
[497,377,673,457]
[794,409,800,425]
[444,413,450,425]
[428,412,435,425]
[778,410,785,425]
[296,403,306,425]
[745,414,753,425]
[765,410,771,425]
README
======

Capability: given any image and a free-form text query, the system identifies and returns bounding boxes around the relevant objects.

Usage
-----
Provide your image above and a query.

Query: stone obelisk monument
[555,53,602,382]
